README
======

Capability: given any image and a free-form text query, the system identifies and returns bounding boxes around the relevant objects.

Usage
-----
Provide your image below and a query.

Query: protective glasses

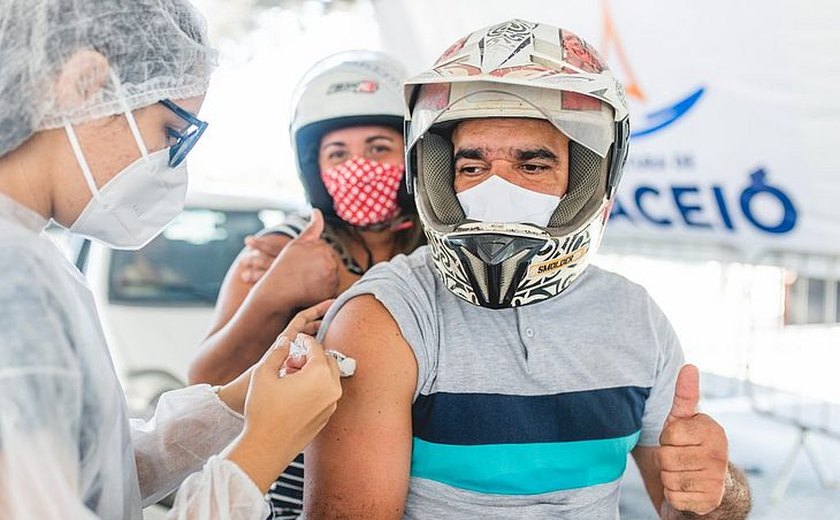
[159,99,208,167]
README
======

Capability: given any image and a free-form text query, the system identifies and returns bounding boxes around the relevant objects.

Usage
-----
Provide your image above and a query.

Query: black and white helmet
[290,50,414,221]
[405,19,630,309]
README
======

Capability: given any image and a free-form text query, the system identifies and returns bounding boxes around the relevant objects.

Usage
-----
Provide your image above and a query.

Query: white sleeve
[133,386,270,520]
[166,456,270,520]
[131,384,248,506]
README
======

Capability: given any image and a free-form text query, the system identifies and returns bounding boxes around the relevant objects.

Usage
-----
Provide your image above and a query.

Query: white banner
[375,0,840,266]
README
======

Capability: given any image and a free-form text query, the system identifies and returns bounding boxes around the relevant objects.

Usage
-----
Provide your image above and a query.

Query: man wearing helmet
[305,20,751,520]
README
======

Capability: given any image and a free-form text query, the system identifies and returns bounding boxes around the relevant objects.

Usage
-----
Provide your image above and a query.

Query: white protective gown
[0,193,269,519]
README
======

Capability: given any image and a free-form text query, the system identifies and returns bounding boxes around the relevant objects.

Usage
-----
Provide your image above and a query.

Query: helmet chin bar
[447,232,546,309]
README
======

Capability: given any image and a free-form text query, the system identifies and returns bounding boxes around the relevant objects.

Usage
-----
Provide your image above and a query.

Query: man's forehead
[453,146,559,161]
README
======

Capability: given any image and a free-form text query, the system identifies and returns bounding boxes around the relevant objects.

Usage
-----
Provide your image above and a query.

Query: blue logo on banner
[632,87,706,138]
[601,4,705,139]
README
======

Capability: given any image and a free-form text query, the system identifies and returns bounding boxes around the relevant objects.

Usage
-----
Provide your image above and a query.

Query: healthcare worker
[0,1,342,519]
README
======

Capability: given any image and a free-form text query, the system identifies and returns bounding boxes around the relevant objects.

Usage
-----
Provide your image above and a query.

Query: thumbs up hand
[657,364,729,516]
[296,207,327,242]
[248,209,342,311]
[241,209,331,284]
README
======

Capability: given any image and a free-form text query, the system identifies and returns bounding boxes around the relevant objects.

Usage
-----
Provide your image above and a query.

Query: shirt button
[525,328,535,338]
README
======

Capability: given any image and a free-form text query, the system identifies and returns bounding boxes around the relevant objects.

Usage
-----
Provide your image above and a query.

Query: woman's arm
[189,211,342,385]
[140,303,342,518]
[188,234,296,385]
[165,335,340,520]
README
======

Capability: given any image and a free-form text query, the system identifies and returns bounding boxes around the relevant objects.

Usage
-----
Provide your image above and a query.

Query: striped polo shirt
[319,246,683,519]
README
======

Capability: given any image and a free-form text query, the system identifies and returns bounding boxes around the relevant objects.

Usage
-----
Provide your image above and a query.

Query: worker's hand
[656,364,729,515]
[252,209,343,310]
[216,300,333,414]
[243,332,341,449]
[225,301,342,493]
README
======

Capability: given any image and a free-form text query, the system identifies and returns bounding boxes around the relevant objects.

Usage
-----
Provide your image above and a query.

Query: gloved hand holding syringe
[279,334,356,378]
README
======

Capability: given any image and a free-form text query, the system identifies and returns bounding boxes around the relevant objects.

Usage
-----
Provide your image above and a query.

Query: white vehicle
[75,188,304,419]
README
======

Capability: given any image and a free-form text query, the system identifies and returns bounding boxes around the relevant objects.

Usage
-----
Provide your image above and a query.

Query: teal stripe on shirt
[410,431,641,495]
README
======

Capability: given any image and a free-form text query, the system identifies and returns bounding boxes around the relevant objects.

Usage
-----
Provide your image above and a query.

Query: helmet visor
[407,81,615,158]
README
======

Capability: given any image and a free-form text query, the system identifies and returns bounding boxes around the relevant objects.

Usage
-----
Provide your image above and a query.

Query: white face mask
[66,110,188,250]
[456,175,562,227]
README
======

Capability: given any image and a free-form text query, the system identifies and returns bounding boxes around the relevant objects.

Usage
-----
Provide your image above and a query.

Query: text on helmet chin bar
[528,246,589,278]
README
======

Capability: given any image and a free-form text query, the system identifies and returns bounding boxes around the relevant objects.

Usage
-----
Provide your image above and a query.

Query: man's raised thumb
[667,364,700,423]
[299,208,325,242]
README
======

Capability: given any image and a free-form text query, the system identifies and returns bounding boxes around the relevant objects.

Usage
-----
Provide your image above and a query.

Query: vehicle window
[108,208,278,306]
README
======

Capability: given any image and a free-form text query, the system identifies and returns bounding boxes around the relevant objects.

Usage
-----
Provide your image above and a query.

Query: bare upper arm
[633,445,665,515]
[304,294,418,520]
[205,234,291,337]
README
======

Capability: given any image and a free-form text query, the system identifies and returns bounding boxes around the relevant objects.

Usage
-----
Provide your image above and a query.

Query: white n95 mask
[456,175,562,227]
[65,112,187,250]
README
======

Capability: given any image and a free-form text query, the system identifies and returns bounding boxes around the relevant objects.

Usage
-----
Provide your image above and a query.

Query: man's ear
[54,49,110,112]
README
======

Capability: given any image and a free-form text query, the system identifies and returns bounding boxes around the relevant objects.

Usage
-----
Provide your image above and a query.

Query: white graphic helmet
[290,50,414,222]
[405,19,630,309]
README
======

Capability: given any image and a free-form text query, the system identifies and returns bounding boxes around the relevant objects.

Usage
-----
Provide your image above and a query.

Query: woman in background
[189,51,424,518]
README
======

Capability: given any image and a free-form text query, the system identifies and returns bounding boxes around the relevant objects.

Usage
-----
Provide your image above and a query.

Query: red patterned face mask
[321,157,405,227]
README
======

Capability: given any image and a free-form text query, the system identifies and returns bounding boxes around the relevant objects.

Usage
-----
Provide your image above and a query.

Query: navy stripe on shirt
[412,386,651,445]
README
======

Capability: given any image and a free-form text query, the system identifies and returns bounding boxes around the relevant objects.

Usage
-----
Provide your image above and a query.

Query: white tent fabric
[374,0,840,275]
